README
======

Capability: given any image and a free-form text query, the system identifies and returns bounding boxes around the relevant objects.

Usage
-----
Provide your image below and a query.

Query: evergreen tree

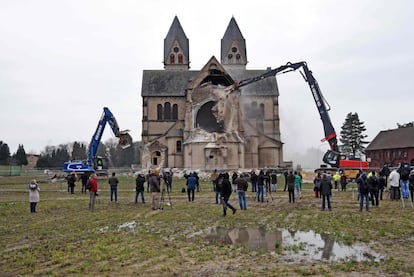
[339,112,369,158]
[35,144,70,168]
[72,141,87,160]
[0,141,11,165]
[13,144,28,166]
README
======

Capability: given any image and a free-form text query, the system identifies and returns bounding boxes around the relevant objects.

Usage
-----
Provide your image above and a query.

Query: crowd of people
[27,163,414,214]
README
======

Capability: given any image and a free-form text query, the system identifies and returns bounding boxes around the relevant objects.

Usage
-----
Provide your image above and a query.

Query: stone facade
[141,16,284,170]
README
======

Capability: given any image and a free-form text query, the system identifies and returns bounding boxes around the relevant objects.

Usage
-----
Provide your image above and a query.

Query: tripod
[264,186,274,203]
[159,180,172,210]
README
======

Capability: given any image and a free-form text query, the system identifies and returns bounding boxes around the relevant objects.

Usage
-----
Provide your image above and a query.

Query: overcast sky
[1,0,413,165]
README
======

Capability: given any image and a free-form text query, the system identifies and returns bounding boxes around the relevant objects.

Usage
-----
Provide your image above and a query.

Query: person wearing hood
[28,179,40,213]
[186,172,197,202]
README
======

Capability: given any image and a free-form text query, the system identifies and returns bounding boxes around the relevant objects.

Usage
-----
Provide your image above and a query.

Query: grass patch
[1,173,413,275]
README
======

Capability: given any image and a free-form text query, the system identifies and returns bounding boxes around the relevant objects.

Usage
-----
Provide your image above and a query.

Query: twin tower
[141,16,286,171]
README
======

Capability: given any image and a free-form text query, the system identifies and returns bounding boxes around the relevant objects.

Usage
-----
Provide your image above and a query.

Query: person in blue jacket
[186,172,197,202]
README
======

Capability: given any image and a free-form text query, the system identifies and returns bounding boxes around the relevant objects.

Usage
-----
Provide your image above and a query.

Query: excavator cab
[322,150,341,167]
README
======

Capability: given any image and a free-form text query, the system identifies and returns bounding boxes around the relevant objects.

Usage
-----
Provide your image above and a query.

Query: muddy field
[1,174,414,276]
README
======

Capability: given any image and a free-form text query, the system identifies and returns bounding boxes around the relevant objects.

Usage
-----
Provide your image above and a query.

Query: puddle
[198,226,385,262]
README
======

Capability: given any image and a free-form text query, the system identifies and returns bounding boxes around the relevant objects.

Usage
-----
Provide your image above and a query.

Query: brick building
[140,17,285,170]
[365,127,414,168]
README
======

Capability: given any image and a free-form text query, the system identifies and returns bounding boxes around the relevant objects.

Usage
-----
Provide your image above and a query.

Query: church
[141,16,286,170]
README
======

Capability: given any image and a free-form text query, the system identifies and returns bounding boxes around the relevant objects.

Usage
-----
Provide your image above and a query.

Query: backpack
[401,167,410,181]
[360,180,369,194]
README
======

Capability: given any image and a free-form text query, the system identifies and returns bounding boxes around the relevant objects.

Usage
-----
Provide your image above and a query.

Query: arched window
[164,102,171,120]
[157,104,163,120]
[151,151,161,166]
[178,54,183,64]
[176,140,182,153]
[260,103,265,119]
[172,104,178,120]
[170,54,175,64]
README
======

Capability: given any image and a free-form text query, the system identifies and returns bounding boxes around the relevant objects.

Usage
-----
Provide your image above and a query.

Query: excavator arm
[87,107,132,164]
[228,62,341,167]
[63,107,132,173]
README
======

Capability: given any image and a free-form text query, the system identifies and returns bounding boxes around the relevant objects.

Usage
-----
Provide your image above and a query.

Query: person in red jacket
[88,173,99,211]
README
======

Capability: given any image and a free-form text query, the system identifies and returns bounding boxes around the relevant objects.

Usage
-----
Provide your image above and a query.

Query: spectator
[379,164,391,188]
[187,172,197,202]
[409,169,414,203]
[368,171,379,207]
[271,172,277,192]
[221,173,236,216]
[236,175,248,210]
[320,174,332,211]
[149,169,161,210]
[399,163,411,199]
[163,171,173,193]
[313,173,321,198]
[80,173,89,194]
[89,173,98,211]
[231,172,238,192]
[108,172,119,202]
[287,171,295,203]
[357,173,370,212]
[257,170,265,202]
[388,169,400,200]
[214,173,224,204]
[250,170,258,193]
[333,171,341,191]
[340,173,347,191]
[294,171,302,199]
[135,173,146,204]
[67,172,76,194]
[28,179,40,213]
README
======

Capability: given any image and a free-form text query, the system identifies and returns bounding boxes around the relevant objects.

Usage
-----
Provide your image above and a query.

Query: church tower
[164,16,190,70]
[221,17,247,69]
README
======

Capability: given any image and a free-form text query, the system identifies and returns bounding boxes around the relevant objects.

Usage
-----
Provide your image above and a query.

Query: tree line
[0,139,141,169]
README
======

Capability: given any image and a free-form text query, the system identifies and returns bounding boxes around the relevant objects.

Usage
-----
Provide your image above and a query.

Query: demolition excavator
[63,107,133,175]
[225,61,368,170]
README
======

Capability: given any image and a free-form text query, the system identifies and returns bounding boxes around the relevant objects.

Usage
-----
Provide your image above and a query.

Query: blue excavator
[63,107,132,175]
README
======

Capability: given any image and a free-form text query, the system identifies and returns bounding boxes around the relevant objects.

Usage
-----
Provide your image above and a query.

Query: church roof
[141,70,198,96]
[164,16,189,63]
[366,127,414,150]
[141,68,278,97]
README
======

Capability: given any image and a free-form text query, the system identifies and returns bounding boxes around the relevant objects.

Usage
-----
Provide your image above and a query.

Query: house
[140,17,286,170]
[365,127,414,168]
